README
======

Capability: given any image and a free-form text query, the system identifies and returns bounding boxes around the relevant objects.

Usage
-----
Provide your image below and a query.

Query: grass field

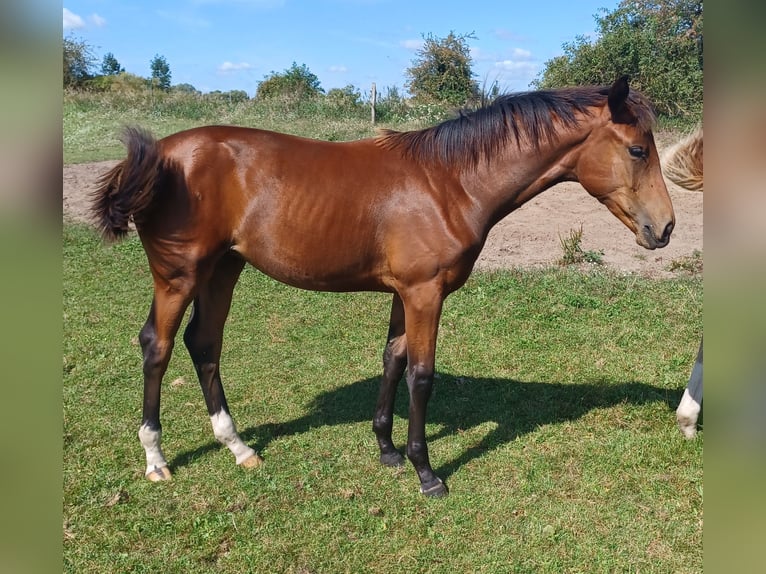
[63,221,702,573]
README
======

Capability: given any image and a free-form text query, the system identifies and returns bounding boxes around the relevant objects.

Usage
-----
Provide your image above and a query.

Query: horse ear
[608,75,632,123]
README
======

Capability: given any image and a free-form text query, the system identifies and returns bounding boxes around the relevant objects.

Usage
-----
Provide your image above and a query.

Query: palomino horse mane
[376,85,657,169]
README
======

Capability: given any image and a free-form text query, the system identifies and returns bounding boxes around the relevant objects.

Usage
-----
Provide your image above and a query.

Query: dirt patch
[64,153,702,279]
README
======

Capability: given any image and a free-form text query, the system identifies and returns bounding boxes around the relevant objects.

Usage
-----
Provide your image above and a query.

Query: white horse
[662,127,703,438]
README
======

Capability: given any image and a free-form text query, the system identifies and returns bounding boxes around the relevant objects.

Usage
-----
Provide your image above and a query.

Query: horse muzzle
[637,220,674,249]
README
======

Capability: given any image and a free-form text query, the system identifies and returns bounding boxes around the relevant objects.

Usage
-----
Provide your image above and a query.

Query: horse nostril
[662,221,674,242]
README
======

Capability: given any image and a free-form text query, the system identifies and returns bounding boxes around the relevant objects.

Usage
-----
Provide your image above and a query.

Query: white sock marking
[676,358,703,438]
[210,410,257,464]
[138,423,168,475]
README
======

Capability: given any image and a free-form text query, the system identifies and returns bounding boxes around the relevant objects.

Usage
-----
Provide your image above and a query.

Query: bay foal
[92,76,674,496]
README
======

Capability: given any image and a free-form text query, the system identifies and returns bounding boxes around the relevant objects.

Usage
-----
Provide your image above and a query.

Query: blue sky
[63,0,619,97]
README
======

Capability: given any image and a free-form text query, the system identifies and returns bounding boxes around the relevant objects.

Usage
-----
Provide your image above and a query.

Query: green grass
[63,223,702,574]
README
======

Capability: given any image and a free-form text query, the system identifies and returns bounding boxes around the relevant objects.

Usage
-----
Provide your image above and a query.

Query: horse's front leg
[401,284,448,497]
[373,294,407,467]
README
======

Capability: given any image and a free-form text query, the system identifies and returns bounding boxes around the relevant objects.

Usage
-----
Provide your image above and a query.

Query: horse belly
[233,219,389,292]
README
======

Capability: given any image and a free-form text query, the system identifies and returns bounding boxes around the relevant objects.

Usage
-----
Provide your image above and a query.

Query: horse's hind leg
[373,294,407,467]
[183,252,262,469]
[677,339,703,438]
[138,286,194,481]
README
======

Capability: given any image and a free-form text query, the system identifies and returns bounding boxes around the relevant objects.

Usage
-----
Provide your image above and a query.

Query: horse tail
[91,126,163,242]
[661,125,703,192]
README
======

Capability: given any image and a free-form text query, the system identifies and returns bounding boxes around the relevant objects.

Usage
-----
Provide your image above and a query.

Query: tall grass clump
[64,87,460,164]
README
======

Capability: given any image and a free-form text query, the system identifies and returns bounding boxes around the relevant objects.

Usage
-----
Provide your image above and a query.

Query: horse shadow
[171,373,682,479]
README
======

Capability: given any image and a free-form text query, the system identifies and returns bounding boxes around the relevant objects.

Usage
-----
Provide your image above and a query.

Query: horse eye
[629,146,647,159]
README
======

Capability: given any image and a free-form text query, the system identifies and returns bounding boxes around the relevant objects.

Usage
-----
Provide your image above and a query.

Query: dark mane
[375,85,656,168]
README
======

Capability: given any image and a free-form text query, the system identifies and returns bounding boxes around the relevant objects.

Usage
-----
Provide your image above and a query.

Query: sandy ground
[64,157,702,279]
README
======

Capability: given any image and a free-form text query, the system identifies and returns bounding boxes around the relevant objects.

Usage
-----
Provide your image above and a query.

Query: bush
[405,31,479,107]
[256,62,324,101]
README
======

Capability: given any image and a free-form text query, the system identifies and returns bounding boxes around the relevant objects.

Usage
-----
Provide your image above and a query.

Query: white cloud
[329,65,348,73]
[63,8,85,30]
[218,61,254,73]
[494,60,537,72]
[511,48,532,59]
[400,39,423,51]
[64,9,107,30]
[90,13,107,27]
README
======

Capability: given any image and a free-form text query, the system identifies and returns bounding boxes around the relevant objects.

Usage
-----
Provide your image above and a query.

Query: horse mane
[375,85,656,169]
[661,126,703,192]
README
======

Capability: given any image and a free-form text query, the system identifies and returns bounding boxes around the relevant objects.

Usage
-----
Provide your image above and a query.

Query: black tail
[90,126,162,242]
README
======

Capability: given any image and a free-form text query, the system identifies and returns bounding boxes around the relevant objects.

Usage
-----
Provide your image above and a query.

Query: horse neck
[463,118,595,230]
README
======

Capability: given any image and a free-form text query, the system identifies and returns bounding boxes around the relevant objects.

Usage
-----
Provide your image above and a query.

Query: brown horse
[92,76,674,497]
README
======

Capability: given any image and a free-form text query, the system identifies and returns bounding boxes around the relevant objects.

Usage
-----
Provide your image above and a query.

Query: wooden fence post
[371,82,376,124]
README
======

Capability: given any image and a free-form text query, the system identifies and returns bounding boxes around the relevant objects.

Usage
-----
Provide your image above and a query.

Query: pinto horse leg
[183,253,262,469]
[373,294,407,467]
[401,284,448,497]
[677,340,703,439]
[138,288,193,481]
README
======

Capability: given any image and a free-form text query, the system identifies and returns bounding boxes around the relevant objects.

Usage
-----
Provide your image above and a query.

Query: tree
[63,35,97,88]
[533,0,703,119]
[101,52,124,76]
[150,54,172,91]
[256,62,324,100]
[405,31,479,106]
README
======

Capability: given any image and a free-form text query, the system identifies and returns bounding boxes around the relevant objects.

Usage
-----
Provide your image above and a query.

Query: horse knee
[139,327,173,375]
[138,322,156,353]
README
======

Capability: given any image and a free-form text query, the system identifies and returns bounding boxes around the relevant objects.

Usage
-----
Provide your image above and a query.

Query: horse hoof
[239,453,264,469]
[380,451,406,467]
[678,422,698,439]
[146,466,172,481]
[420,478,448,498]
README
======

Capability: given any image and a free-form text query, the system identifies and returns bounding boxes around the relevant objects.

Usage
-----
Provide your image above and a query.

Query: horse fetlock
[210,410,257,465]
[380,451,406,467]
[138,423,168,476]
[677,418,698,439]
